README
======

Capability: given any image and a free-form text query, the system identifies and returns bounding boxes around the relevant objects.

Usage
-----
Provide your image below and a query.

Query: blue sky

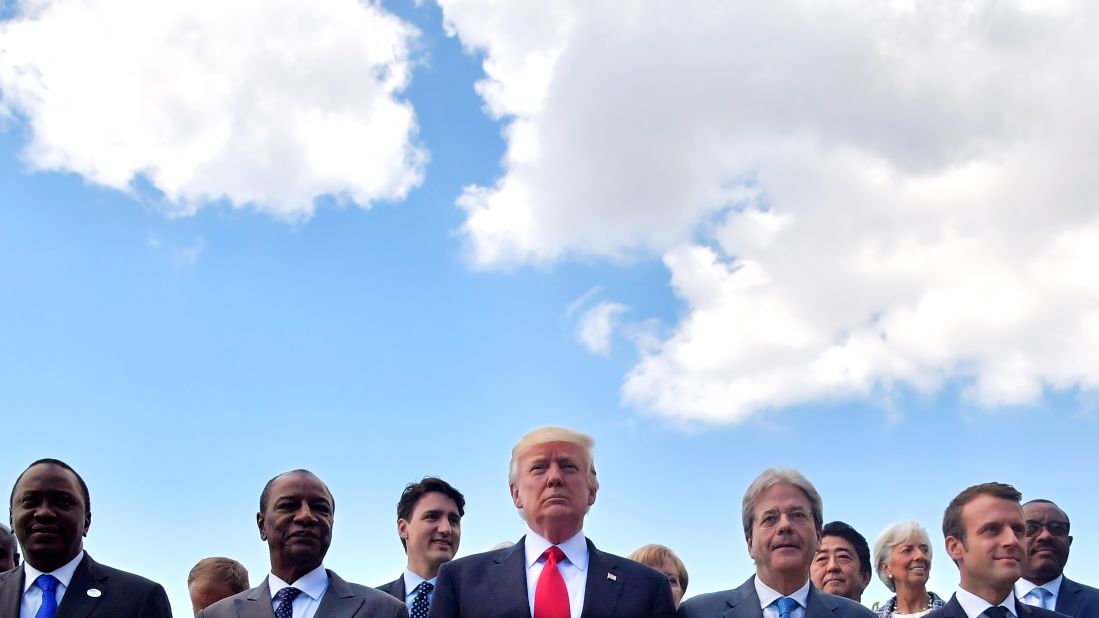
[3,0,1099,615]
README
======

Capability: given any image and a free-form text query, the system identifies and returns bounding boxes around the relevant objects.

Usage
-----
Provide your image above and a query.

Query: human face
[1022,502,1072,585]
[0,527,18,571]
[399,491,461,578]
[811,535,868,601]
[257,472,334,582]
[189,578,238,616]
[882,535,930,594]
[947,495,1024,598]
[9,463,89,572]
[659,557,685,609]
[510,441,596,543]
[747,483,820,589]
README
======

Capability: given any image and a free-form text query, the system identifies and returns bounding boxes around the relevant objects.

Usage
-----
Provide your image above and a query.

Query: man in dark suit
[199,469,407,618]
[678,468,875,618]
[0,522,19,572]
[809,521,872,603]
[378,477,464,615]
[0,458,172,617]
[1014,499,1099,617]
[429,426,676,618]
[925,483,1064,618]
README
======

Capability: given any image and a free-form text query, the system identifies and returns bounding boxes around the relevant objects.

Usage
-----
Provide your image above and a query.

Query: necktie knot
[1026,587,1051,609]
[413,581,434,595]
[543,545,566,565]
[410,581,434,618]
[273,587,302,618]
[35,575,59,594]
[776,596,798,618]
[984,607,1010,618]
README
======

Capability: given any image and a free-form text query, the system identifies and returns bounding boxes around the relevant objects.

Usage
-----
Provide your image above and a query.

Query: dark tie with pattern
[274,587,302,618]
[410,581,433,618]
[34,575,59,618]
[984,607,1010,618]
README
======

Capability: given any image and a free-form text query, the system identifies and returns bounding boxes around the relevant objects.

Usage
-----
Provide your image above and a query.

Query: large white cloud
[0,0,425,218]
[440,0,1099,422]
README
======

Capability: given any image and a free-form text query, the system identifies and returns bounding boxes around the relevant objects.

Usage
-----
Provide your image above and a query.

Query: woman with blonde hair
[628,544,688,609]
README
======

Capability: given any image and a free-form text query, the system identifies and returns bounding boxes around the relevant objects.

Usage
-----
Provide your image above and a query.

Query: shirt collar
[22,550,85,594]
[955,587,1017,618]
[269,564,329,601]
[402,570,435,597]
[524,529,589,571]
[1016,574,1062,598]
[754,574,810,610]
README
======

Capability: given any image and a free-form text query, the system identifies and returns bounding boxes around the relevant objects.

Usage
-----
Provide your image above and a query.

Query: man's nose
[293,503,318,523]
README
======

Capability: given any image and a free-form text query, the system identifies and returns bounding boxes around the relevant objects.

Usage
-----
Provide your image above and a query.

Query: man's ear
[83,509,91,537]
[257,511,267,541]
[510,484,522,509]
[946,535,965,562]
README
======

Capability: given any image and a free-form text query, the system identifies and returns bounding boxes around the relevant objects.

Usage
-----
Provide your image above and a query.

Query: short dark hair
[1022,498,1070,526]
[0,522,17,553]
[10,459,91,515]
[821,520,871,579]
[259,469,334,513]
[943,482,1022,542]
[396,477,466,551]
[187,557,250,592]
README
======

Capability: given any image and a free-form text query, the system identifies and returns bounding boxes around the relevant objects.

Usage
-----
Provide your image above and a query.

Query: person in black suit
[0,458,172,617]
[0,523,19,572]
[679,467,875,618]
[924,483,1064,618]
[1014,499,1099,617]
[428,426,676,618]
[199,469,407,618]
[378,477,465,615]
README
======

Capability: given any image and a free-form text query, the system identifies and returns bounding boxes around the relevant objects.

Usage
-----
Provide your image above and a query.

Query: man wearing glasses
[679,468,875,618]
[1015,499,1099,616]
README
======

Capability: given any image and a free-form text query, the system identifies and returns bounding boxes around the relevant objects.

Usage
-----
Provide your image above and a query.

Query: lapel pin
[87,588,102,598]
[606,573,617,581]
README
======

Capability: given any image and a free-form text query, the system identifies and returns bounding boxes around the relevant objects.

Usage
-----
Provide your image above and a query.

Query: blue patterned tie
[1025,587,1051,610]
[274,587,302,618]
[776,596,798,618]
[34,574,59,618]
[410,581,433,618]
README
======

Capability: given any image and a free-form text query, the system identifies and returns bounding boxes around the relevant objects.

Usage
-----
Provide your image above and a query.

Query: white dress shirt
[524,530,589,618]
[402,569,437,606]
[955,587,1017,618]
[755,575,810,618]
[1016,575,1062,610]
[20,550,85,618]
[268,564,330,618]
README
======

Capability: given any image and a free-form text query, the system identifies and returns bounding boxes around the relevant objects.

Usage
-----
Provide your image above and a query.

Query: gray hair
[873,520,932,592]
[741,467,823,538]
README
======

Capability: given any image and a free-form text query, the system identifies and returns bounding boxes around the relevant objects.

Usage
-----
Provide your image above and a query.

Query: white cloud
[171,235,206,268]
[0,0,425,218]
[576,301,627,356]
[440,0,1099,422]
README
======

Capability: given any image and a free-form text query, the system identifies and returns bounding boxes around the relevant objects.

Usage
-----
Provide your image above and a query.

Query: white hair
[872,520,932,592]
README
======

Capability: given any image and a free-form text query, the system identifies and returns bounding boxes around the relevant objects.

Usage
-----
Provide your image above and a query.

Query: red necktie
[534,546,570,618]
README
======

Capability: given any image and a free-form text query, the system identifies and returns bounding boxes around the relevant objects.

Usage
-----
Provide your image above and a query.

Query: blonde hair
[628,544,688,594]
[508,426,599,493]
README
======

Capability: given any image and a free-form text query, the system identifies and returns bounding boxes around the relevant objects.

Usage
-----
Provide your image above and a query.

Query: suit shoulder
[439,547,511,575]
[679,589,735,613]
[829,594,876,617]
[1065,576,1099,595]
[93,561,165,590]
[349,580,406,605]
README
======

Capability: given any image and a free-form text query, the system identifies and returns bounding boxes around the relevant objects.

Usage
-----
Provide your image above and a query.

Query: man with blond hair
[188,557,249,615]
[429,426,675,617]
[680,467,875,618]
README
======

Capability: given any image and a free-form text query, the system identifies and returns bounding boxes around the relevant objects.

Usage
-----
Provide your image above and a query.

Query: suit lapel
[803,583,838,617]
[0,566,25,618]
[392,574,406,600]
[1056,578,1079,615]
[490,538,533,618]
[236,578,277,618]
[942,594,971,618]
[56,553,105,618]
[580,541,624,618]
[314,571,365,618]
[721,576,762,618]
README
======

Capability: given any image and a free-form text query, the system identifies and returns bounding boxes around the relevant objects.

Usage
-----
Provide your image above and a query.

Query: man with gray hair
[0,523,19,572]
[679,467,875,618]
[430,426,676,617]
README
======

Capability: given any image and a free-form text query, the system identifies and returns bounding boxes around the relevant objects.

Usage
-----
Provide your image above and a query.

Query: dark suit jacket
[428,536,676,617]
[923,593,1067,618]
[677,575,876,618]
[199,570,408,618]
[0,552,171,618]
[1055,577,1099,617]
[377,574,405,602]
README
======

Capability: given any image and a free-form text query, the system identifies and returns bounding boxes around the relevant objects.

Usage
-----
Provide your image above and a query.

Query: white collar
[22,550,85,594]
[754,574,811,610]
[269,564,329,601]
[1016,574,1062,599]
[955,587,1017,618]
[524,529,589,572]
[402,569,435,594]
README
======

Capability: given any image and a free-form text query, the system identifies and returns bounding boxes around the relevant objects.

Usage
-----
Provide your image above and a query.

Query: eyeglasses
[1024,520,1070,537]
[755,508,812,529]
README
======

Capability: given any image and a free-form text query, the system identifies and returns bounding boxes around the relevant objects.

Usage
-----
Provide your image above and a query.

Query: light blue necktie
[776,596,798,618]
[1025,587,1052,610]
[34,574,59,618]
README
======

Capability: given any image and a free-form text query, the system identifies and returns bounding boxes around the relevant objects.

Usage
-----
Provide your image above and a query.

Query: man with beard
[679,468,875,618]
[199,469,407,618]
[1014,499,1099,617]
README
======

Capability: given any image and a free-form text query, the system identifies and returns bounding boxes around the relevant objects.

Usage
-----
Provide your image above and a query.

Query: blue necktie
[34,574,59,618]
[1025,587,1051,610]
[776,596,798,618]
[274,587,302,618]
[984,608,1010,618]
[410,581,434,618]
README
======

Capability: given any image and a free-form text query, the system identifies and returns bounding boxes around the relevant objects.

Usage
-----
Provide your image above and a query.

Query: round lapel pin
[87,588,102,598]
